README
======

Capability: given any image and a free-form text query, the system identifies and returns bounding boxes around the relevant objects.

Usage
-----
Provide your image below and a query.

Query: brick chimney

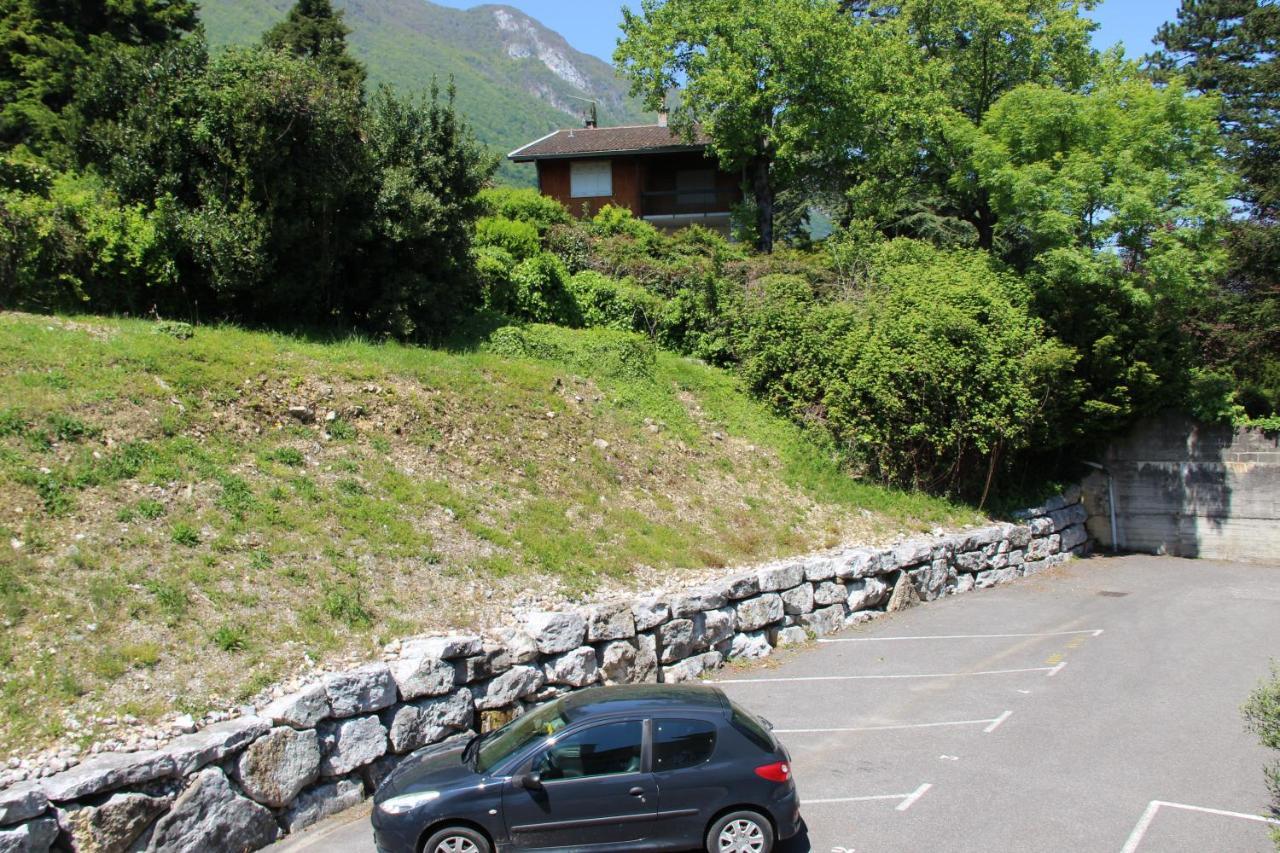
[658,111,669,128]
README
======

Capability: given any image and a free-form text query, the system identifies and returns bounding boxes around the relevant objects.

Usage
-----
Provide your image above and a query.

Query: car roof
[559,684,729,720]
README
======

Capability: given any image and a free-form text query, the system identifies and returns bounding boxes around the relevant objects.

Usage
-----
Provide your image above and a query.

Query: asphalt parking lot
[274,554,1280,852]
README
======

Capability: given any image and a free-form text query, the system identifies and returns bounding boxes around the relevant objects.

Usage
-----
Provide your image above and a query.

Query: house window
[676,169,716,206]
[570,160,613,198]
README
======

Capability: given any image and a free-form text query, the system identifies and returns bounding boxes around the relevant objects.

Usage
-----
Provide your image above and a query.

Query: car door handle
[629,786,646,796]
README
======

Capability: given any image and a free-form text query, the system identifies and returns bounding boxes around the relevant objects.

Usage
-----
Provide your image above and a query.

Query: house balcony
[639,189,738,229]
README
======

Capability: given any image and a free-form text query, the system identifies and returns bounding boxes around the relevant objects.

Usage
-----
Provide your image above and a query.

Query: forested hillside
[198,0,651,184]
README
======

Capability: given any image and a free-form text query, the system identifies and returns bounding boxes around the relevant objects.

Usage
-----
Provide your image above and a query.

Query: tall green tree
[615,0,873,253]
[1150,0,1280,417]
[0,0,197,153]
[840,0,1102,249]
[963,69,1231,437]
[818,0,1236,438]
[263,0,366,92]
[1150,0,1279,214]
[357,82,495,336]
[72,39,370,321]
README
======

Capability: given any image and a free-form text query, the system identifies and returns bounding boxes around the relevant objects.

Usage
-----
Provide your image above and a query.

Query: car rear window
[652,719,717,771]
[729,705,776,754]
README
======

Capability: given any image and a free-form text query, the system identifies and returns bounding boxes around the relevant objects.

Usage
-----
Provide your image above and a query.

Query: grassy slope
[197,0,651,186]
[0,312,977,754]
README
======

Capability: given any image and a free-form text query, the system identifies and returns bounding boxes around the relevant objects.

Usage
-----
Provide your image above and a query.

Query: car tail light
[754,761,791,783]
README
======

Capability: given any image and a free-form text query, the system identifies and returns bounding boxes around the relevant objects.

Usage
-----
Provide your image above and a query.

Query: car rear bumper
[769,784,802,839]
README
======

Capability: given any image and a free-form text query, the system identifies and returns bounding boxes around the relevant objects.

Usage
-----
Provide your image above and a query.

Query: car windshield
[475,700,571,774]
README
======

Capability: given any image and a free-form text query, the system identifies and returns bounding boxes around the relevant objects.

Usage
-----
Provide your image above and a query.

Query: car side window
[533,720,643,781]
[653,718,717,771]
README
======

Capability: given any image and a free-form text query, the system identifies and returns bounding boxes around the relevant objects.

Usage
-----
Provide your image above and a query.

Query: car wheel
[420,826,491,853]
[707,809,774,853]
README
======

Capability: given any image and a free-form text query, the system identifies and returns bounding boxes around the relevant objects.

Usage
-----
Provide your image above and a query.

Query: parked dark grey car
[371,683,801,853]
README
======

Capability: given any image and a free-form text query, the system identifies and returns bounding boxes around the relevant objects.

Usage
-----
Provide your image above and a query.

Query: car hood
[375,736,481,802]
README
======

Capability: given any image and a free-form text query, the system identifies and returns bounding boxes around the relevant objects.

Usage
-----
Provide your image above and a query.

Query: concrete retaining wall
[0,495,1088,853]
[1082,414,1279,562]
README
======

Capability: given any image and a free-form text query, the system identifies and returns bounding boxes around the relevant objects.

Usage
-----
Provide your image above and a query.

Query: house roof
[508,123,711,162]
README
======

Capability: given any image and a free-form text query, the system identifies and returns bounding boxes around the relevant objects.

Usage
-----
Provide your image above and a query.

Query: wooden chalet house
[508,114,742,233]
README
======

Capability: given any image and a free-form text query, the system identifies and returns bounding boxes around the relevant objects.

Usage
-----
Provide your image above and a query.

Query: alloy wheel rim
[718,818,765,853]
[433,837,480,853]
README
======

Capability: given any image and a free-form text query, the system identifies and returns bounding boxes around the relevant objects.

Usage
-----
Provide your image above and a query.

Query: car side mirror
[514,772,543,791]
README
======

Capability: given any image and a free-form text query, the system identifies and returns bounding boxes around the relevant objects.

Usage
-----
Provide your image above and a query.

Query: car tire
[706,809,775,853]
[420,825,491,853]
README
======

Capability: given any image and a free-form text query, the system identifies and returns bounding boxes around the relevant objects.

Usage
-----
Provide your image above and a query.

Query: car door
[502,718,656,850]
[650,717,724,846]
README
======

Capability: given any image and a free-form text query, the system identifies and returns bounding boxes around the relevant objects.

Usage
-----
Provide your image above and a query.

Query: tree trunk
[750,155,775,254]
[973,192,997,253]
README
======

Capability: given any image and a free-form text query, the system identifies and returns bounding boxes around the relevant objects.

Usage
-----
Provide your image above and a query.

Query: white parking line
[896,783,933,812]
[715,666,1059,685]
[983,710,1013,733]
[1120,800,1280,852]
[802,783,933,813]
[776,711,1012,736]
[819,629,1104,643]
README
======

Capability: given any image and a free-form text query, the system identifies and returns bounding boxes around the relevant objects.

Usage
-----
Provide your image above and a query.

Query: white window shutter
[570,160,613,198]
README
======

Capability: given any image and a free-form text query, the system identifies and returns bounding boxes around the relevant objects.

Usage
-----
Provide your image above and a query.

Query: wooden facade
[535,152,742,229]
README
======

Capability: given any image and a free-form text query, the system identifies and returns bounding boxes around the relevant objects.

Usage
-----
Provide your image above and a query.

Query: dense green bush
[727,243,1075,497]
[827,243,1075,495]
[0,156,171,312]
[510,252,578,325]
[477,187,570,232]
[486,323,656,381]
[474,245,518,314]
[591,204,659,242]
[566,270,665,335]
[475,215,540,260]
[9,27,494,337]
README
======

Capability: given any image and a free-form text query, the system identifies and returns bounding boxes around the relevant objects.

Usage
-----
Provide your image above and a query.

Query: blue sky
[434,0,1183,64]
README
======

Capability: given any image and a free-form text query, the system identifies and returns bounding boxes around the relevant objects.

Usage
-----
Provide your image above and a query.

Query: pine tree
[263,0,366,93]
[1150,0,1280,215]
[1150,1,1280,417]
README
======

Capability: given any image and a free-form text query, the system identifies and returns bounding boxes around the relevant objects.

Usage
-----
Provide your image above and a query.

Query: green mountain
[197,0,653,185]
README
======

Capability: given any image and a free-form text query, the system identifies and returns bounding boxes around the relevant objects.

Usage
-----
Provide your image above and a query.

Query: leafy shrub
[824,242,1075,495]
[657,274,739,364]
[327,418,355,440]
[566,270,665,334]
[0,163,172,314]
[474,245,517,314]
[510,252,579,325]
[486,324,657,381]
[1243,663,1280,843]
[475,215,540,260]
[477,187,569,232]
[545,221,592,273]
[591,204,659,242]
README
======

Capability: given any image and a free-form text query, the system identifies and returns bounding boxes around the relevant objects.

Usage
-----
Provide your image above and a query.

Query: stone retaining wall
[0,492,1089,853]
